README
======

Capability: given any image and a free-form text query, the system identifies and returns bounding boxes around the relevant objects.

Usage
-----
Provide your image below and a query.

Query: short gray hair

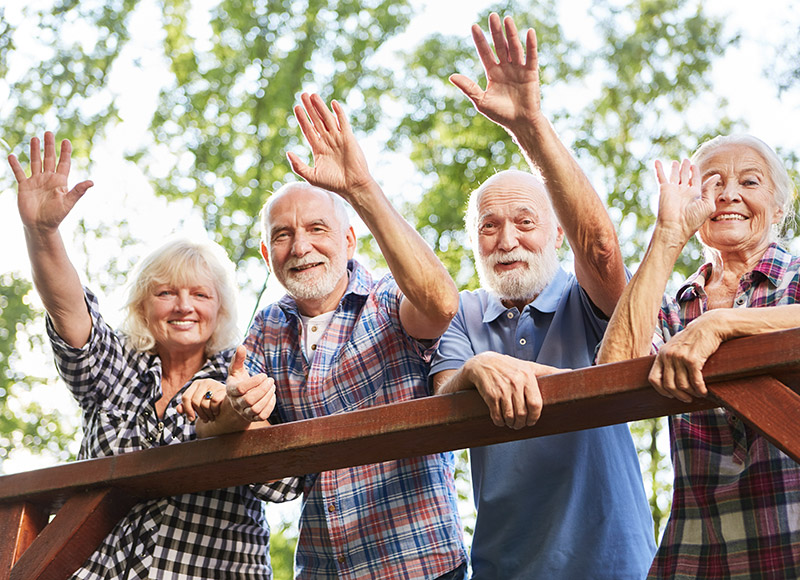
[692,134,796,237]
[260,182,350,244]
[120,236,240,356]
[464,169,555,246]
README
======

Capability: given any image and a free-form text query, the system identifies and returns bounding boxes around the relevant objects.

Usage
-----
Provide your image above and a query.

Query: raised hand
[654,159,716,245]
[287,92,374,201]
[450,13,541,131]
[9,131,93,233]
[226,345,277,422]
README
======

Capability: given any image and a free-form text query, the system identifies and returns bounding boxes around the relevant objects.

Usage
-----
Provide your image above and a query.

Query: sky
[2,0,800,474]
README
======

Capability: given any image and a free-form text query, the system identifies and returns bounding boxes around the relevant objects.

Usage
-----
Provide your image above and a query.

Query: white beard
[476,246,560,304]
[279,252,348,301]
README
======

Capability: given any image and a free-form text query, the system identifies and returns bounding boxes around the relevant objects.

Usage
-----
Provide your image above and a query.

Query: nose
[497,223,519,252]
[291,231,312,257]
[716,179,742,204]
[175,290,194,312]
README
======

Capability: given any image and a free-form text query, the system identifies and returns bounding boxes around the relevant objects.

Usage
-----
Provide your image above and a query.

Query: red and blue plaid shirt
[652,243,800,578]
[244,260,466,580]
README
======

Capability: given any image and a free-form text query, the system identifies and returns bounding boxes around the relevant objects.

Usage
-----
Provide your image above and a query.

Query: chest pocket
[81,401,140,458]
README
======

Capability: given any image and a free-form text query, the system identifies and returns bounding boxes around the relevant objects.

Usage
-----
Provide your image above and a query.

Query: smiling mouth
[169,321,196,327]
[711,213,747,222]
[291,262,324,272]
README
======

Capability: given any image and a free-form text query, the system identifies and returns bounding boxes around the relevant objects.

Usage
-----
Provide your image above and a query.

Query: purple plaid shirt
[244,260,466,580]
[651,243,800,578]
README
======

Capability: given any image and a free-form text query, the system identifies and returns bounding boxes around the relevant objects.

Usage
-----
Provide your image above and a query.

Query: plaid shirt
[48,289,300,580]
[244,260,466,580]
[651,243,800,578]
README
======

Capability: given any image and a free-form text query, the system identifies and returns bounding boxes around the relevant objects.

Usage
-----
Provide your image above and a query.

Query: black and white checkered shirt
[47,289,301,580]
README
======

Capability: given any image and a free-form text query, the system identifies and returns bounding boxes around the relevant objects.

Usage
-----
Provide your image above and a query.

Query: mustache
[285,254,330,270]
[485,249,541,267]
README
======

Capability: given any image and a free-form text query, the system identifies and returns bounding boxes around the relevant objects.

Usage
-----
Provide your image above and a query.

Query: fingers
[525,28,538,70]
[227,373,276,421]
[470,22,497,70]
[228,344,250,381]
[43,132,57,174]
[30,136,42,175]
[503,16,524,64]
[489,13,509,63]
[180,379,227,422]
[654,159,667,184]
[286,151,311,181]
[8,155,26,183]
[56,139,73,177]
[449,74,484,104]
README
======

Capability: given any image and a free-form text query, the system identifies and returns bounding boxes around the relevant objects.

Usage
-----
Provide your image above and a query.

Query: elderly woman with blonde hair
[598,134,800,578]
[9,132,299,580]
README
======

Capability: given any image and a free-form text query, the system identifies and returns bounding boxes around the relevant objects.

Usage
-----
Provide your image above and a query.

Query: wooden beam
[1,326,798,513]
[708,375,800,463]
[8,488,136,580]
[0,502,48,580]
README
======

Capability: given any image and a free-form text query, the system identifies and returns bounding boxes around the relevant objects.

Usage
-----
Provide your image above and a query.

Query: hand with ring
[178,379,227,423]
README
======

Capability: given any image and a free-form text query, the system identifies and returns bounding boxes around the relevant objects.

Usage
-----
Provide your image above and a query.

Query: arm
[597,160,716,395]
[287,93,458,340]
[432,352,559,429]
[649,305,800,402]
[451,13,624,316]
[9,132,94,347]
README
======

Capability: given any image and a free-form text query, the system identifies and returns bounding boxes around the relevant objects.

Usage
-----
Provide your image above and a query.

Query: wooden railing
[2,327,800,580]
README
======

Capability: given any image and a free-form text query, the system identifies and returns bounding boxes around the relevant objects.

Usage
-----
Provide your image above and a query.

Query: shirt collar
[278,259,372,317]
[676,242,790,302]
[482,267,568,323]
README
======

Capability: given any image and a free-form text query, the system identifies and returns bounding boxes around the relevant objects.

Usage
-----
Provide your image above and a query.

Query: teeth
[713,213,746,221]
[169,321,195,326]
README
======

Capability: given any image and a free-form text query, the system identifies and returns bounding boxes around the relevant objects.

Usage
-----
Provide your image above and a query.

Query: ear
[345,225,357,259]
[771,205,784,226]
[554,225,565,249]
[260,241,272,271]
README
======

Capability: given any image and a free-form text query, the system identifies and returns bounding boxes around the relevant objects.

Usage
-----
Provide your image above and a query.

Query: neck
[501,295,537,312]
[709,243,771,284]
[158,347,207,391]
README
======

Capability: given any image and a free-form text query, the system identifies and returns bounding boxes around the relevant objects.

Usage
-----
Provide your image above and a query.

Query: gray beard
[476,246,560,304]
[279,254,349,302]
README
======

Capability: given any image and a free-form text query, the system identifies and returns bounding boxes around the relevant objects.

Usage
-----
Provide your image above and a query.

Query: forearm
[705,305,800,342]
[348,179,459,334]
[597,226,684,363]
[510,112,626,314]
[24,226,91,347]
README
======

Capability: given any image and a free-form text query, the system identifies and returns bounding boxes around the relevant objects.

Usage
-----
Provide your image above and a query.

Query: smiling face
[142,273,221,358]
[697,144,783,260]
[472,172,564,307]
[263,186,356,315]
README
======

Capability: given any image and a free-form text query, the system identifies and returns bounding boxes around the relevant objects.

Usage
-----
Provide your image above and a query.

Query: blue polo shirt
[431,268,656,579]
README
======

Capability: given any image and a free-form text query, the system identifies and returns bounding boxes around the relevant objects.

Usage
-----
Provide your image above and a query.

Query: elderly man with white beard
[429,13,656,580]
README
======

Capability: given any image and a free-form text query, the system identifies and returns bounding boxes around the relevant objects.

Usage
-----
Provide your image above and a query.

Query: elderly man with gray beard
[429,13,656,579]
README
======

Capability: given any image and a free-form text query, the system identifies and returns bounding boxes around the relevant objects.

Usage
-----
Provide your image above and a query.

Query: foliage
[130,0,413,267]
[269,520,298,580]
[0,274,76,468]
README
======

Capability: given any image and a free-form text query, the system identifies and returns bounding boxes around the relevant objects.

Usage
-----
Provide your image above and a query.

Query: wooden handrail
[1,326,799,579]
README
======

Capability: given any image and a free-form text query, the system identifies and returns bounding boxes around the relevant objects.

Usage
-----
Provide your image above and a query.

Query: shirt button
[338,555,346,564]
[507,312,514,319]
[735,296,745,306]
[311,344,317,351]
[311,325,318,332]
[157,422,164,432]
[328,504,336,513]
[519,338,527,346]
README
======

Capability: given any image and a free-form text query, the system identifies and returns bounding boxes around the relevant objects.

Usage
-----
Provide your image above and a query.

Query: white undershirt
[299,311,335,362]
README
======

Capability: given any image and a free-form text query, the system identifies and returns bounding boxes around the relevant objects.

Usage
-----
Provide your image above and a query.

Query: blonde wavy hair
[119,236,240,356]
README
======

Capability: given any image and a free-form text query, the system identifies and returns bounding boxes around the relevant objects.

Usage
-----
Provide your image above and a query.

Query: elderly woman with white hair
[9,132,299,579]
[598,134,800,577]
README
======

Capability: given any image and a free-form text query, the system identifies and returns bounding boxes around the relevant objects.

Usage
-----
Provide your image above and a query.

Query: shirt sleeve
[46,287,126,410]
[429,301,473,377]
[249,476,303,503]
[376,274,440,363]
